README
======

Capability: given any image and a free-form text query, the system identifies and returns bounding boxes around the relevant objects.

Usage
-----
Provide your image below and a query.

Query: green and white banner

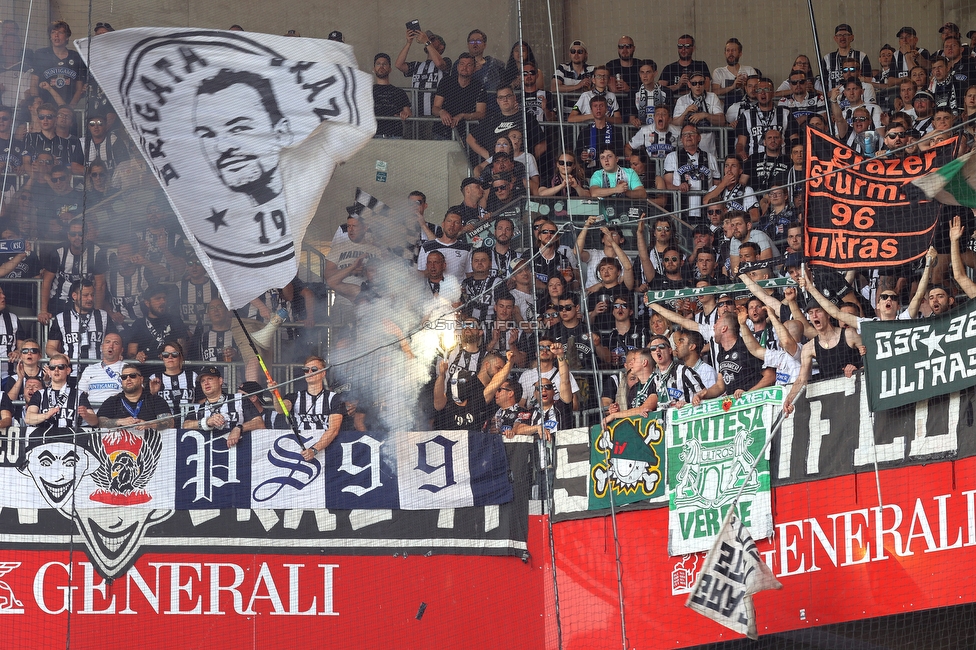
[862,301,976,411]
[646,277,795,303]
[666,388,781,556]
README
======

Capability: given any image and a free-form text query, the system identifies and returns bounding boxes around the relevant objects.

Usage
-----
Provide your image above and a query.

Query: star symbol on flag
[919,329,944,356]
[206,208,228,232]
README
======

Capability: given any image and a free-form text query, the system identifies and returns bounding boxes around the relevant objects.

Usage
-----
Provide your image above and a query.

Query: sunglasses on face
[664,256,680,262]
[302,366,324,373]
[543,312,558,319]
[160,351,181,358]
[38,114,55,120]
[879,293,899,301]
[789,79,805,85]
[677,44,693,49]
[649,343,670,351]
[656,226,671,232]
[852,116,869,122]
[539,229,557,235]
[717,301,735,307]
[469,40,484,45]
[51,176,67,183]
[618,44,634,49]
[539,385,555,391]
[48,364,69,371]
[522,70,536,75]
[89,171,104,178]
[843,66,857,72]
[886,132,906,139]
[557,160,573,166]
[612,304,630,310]
[121,373,142,380]
[690,80,705,86]
[569,48,584,54]
[706,209,724,215]
[88,120,104,126]
[558,305,575,312]
[20,347,40,354]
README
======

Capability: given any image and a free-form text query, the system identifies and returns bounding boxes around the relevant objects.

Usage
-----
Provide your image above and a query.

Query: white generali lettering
[31,561,338,616]
[758,490,976,579]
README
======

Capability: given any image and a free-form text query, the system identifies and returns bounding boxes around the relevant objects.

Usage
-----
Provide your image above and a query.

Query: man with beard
[487,217,519,278]
[486,377,534,437]
[712,38,759,107]
[46,279,117,374]
[462,249,507,323]
[674,329,717,388]
[531,220,578,291]
[735,77,798,160]
[518,334,580,409]
[433,350,512,431]
[743,129,791,195]
[96,363,173,431]
[417,209,471,284]
[551,292,609,369]
[663,124,720,222]
[186,364,263,449]
[77,332,125,407]
[661,34,710,98]
[372,53,411,139]
[691,312,776,402]
[395,28,450,118]
[605,36,645,118]
[39,218,108,322]
[126,285,188,363]
[432,52,488,140]
[26,353,99,432]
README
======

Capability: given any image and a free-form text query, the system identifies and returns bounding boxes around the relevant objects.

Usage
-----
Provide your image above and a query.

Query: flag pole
[806,0,836,135]
[232,309,307,451]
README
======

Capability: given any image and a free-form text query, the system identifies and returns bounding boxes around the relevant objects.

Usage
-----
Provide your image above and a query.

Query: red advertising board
[0,521,551,650]
[551,455,976,648]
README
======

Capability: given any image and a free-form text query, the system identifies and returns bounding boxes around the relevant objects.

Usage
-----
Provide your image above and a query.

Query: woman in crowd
[538,274,568,314]
[961,85,976,149]
[506,128,540,194]
[538,151,590,197]
[475,135,528,186]
[148,341,200,426]
[501,40,537,89]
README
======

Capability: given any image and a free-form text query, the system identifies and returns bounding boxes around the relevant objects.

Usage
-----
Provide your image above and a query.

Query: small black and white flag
[685,511,782,640]
[76,29,375,308]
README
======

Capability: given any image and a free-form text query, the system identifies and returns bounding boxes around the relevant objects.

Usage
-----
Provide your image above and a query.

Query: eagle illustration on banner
[76,29,376,308]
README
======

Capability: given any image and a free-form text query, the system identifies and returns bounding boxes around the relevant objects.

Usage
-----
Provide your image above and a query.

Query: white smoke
[328,200,462,432]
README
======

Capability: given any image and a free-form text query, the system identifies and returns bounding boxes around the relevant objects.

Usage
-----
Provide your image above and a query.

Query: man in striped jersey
[190,298,240,363]
[106,241,155,325]
[178,254,218,337]
[45,279,117,375]
[184,365,262,449]
[37,218,108,324]
[270,355,343,461]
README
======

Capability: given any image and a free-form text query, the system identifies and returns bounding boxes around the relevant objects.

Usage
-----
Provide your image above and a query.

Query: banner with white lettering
[686,511,782,639]
[76,29,376,308]
[667,388,780,555]
[862,300,976,410]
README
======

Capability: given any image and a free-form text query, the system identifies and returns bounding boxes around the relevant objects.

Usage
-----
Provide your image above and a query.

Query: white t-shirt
[628,124,681,158]
[764,347,801,385]
[711,65,759,91]
[730,230,778,257]
[77,360,125,406]
[673,92,725,156]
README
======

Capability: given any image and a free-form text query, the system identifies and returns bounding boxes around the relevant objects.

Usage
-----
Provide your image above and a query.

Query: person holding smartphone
[395,21,450,118]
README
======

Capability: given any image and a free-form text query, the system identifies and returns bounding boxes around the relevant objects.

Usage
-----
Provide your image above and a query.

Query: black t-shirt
[743,153,790,193]
[660,60,711,93]
[97,391,173,424]
[433,75,488,138]
[605,59,645,116]
[715,337,766,395]
[126,314,188,357]
[473,108,545,155]
[586,284,633,333]
[373,84,411,137]
[32,46,88,105]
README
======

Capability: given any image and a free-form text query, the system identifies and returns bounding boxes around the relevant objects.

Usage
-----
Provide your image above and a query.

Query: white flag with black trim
[76,29,376,308]
[685,511,782,640]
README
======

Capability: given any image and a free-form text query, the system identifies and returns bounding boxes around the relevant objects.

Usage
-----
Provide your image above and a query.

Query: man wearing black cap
[125,284,187,363]
[452,176,487,228]
[913,89,937,134]
[822,24,872,93]
[239,380,289,429]
[96,363,173,431]
[184,365,262,448]
[372,53,411,139]
[895,27,929,78]
[327,30,343,42]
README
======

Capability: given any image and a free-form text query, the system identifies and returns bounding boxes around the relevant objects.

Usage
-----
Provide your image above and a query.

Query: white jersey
[77,360,125,406]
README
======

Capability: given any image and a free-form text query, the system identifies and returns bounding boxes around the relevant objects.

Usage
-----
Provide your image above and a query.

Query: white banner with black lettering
[76,29,375,308]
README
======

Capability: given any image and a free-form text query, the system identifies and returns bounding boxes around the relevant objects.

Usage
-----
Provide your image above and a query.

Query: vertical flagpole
[807,0,836,135]
[232,309,307,451]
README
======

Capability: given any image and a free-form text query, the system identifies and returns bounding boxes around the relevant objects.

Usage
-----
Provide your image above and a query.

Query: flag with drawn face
[76,29,376,308]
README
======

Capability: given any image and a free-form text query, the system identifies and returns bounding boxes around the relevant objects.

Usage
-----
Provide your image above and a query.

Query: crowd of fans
[1,18,976,450]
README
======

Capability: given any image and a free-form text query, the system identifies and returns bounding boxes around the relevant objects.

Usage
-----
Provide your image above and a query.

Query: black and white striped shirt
[284,389,343,430]
[48,308,114,368]
[150,369,199,425]
[106,265,150,320]
[180,278,218,336]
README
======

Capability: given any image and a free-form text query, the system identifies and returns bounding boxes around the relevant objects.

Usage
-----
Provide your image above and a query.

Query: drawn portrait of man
[193,69,294,206]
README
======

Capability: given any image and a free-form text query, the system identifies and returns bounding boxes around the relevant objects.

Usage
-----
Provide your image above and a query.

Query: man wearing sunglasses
[516,62,556,123]
[26,354,99,432]
[96,363,173,432]
[552,40,595,116]
[518,337,578,409]
[822,24,872,94]
[778,71,826,127]
[84,112,128,170]
[648,334,706,409]
[673,72,725,158]
[661,35,710,98]
[735,77,799,160]
[22,102,75,170]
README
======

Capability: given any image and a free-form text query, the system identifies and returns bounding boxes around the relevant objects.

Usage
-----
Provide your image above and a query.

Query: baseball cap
[784,252,803,269]
[968,30,976,39]
[835,24,853,35]
[199,365,222,378]
[897,26,917,37]
[913,90,936,103]
[570,40,586,50]
[940,23,960,34]
[240,380,271,406]
[461,177,482,190]
[692,224,712,236]
[717,293,733,302]
[328,30,343,42]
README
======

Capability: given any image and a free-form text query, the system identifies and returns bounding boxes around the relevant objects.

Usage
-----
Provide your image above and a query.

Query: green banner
[646,277,795,303]
[589,415,667,510]
[862,299,976,411]
[666,388,781,555]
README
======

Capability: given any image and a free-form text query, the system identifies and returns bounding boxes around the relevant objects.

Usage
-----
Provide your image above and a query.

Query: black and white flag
[76,29,376,308]
[685,511,782,640]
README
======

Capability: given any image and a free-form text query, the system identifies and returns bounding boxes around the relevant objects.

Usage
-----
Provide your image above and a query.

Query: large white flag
[685,511,782,640]
[76,29,376,308]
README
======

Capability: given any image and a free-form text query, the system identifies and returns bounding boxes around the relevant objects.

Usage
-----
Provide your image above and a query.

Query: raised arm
[907,247,939,318]
[649,300,699,332]
[635,217,655,285]
[736,306,766,362]
[605,226,635,289]
[796,270,857,330]
[949,216,976,299]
